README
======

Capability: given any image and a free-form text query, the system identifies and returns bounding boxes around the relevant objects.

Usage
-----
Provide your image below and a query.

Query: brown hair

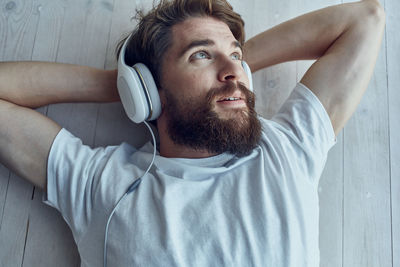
[115,0,245,88]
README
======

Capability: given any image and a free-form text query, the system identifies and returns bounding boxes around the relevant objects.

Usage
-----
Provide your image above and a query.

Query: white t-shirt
[44,83,336,267]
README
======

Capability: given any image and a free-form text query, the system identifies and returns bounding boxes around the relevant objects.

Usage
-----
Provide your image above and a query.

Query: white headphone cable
[103,121,157,267]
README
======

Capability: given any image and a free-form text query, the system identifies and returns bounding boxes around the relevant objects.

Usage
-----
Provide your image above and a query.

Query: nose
[217,56,243,83]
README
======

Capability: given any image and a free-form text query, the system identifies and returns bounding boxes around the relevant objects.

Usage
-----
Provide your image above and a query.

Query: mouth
[215,94,246,108]
[217,97,242,102]
[216,91,245,102]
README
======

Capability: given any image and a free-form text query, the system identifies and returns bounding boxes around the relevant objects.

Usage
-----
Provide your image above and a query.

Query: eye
[191,51,210,60]
[231,52,242,60]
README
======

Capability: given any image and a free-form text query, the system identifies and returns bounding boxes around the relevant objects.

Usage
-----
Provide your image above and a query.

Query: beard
[162,81,262,156]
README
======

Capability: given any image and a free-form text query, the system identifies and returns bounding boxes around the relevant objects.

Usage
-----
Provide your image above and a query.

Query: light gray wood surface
[387,0,400,266]
[0,0,397,266]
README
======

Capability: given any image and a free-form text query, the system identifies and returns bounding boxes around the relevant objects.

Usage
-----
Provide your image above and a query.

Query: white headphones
[117,36,253,123]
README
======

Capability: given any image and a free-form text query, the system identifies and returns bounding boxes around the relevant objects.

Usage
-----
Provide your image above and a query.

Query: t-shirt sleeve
[264,82,337,185]
[43,128,120,242]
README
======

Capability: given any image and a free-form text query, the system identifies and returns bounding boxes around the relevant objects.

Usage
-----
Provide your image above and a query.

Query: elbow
[363,0,386,25]
[352,1,386,33]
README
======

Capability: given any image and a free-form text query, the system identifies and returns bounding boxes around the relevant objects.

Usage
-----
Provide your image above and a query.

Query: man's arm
[243,0,385,136]
[0,61,119,190]
[0,100,61,190]
[0,61,119,107]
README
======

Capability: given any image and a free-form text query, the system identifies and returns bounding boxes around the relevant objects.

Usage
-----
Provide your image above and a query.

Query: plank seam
[93,105,101,147]
[55,7,67,63]
[21,216,30,267]
[29,1,41,61]
[340,0,345,263]
[31,186,35,200]
[103,0,117,70]
[342,128,345,267]
[0,172,12,232]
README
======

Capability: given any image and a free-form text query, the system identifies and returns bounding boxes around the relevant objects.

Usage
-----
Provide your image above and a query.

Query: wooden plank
[0,174,33,267]
[229,0,256,39]
[386,0,400,265]
[30,0,66,61]
[342,0,392,264]
[318,138,344,267]
[0,0,40,61]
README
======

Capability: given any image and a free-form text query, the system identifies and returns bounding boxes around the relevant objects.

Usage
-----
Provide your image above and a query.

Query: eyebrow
[179,38,242,58]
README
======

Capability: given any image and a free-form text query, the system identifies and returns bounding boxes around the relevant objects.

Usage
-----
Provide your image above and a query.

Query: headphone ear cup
[241,61,253,92]
[132,63,161,121]
[117,60,161,123]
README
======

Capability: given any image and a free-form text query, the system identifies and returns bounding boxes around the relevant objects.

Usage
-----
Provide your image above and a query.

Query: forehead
[169,16,237,54]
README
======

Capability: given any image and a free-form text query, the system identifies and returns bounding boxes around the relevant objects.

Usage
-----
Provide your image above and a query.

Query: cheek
[164,64,216,99]
[175,73,209,99]
[189,71,215,95]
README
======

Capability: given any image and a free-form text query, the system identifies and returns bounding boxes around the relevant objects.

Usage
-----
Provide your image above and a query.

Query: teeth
[224,97,239,101]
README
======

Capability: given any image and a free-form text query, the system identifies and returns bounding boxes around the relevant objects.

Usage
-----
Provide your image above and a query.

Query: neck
[160,142,217,159]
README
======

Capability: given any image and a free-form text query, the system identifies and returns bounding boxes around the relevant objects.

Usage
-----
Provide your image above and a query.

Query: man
[0,0,385,266]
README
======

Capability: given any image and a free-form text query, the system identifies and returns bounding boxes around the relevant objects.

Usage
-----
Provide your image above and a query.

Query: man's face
[159,16,261,156]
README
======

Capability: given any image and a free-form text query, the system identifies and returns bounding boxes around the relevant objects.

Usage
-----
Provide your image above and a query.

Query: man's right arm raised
[0,61,119,191]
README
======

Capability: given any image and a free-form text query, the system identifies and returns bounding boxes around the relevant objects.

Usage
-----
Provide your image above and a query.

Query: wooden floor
[0,0,398,266]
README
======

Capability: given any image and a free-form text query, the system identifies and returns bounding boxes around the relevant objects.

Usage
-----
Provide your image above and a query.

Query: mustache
[206,81,255,107]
